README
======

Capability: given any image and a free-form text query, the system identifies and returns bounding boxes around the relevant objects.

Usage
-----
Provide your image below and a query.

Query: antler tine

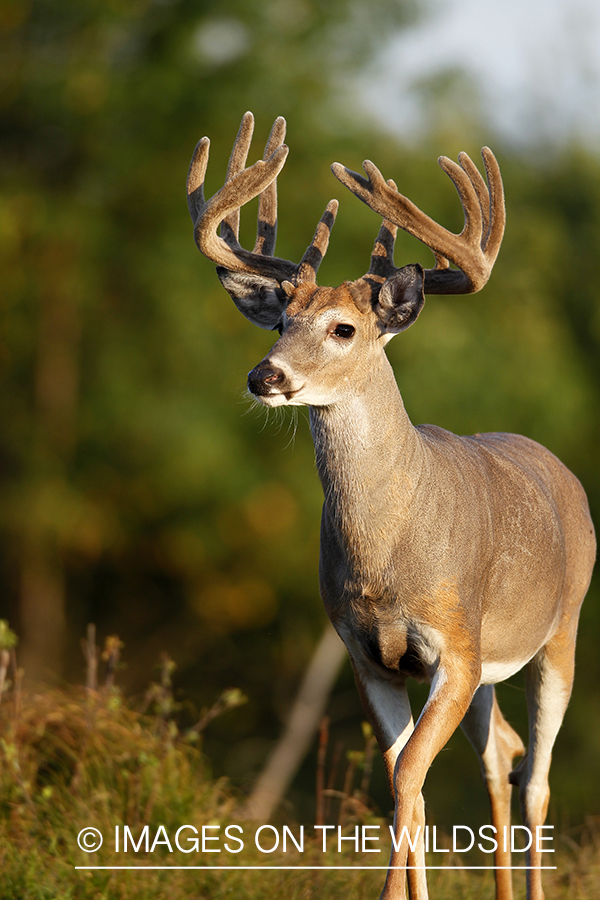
[187,136,210,222]
[457,151,490,241]
[480,147,505,260]
[366,178,399,282]
[220,111,255,245]
[437,155,484,251]
[331,147,505,295]
[297,200,339,283]
[254,116,286,257]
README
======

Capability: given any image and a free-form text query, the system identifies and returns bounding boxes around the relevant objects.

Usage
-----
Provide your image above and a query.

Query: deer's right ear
[375,264,425,335]
[217,268,288,331]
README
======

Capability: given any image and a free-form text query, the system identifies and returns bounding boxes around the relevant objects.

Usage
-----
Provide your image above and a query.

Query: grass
[0,629,597,899]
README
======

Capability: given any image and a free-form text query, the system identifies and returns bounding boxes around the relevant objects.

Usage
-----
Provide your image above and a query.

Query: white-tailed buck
[187,113,595,900]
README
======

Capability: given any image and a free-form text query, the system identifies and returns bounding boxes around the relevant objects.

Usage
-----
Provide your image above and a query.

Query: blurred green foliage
[0,0,598,830]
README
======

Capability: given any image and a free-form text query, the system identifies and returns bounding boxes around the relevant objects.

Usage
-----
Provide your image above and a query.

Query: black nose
[247,363,285,396]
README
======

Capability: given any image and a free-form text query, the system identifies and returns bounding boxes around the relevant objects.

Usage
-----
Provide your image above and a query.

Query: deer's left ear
[375,264,425,334]
[217,267,287,330]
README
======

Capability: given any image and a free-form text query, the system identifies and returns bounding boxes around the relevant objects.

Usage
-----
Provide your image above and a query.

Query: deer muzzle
[247,362,286,397]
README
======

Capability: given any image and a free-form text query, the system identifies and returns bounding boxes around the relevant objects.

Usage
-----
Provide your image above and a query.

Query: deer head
[187,112,505,407]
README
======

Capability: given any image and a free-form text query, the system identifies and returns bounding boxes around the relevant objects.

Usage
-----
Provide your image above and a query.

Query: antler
[331,148,505,294]
[187,112,338,285]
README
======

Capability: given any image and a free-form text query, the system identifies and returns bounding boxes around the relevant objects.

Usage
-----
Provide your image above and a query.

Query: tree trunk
[18,236,80,683]
[242,622,347,821]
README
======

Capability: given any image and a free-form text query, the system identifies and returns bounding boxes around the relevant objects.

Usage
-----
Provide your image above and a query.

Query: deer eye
[332,323,355,339]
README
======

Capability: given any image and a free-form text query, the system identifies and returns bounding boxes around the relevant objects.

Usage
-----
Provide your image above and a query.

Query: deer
[186,112,596,900]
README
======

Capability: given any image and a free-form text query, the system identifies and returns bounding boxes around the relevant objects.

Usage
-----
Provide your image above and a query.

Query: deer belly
[479,653,538,685]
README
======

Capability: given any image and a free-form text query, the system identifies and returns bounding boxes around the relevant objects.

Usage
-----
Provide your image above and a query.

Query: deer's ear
[375,264,425,334]
[217,268,287,330]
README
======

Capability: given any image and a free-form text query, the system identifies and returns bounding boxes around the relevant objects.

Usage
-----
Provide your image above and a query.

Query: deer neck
[308,352,424,565]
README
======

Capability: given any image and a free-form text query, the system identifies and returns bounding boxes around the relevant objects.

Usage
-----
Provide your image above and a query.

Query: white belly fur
[479,654,535,685]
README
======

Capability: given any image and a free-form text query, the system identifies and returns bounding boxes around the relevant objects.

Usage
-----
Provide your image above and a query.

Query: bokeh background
[1,0,599,832]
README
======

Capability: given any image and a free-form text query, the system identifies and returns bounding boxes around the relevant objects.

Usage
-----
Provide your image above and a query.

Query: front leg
[351,662,428,900]
[384,657,480,900]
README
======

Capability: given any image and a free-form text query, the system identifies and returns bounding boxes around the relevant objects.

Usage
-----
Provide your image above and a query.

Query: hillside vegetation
[0,634,597,899]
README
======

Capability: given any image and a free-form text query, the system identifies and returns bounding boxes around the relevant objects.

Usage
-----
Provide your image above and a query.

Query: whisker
[283,408,299,450]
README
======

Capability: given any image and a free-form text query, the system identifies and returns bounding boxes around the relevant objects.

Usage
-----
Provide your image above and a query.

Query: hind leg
[511,621,579,900]
[461,684,525,900]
